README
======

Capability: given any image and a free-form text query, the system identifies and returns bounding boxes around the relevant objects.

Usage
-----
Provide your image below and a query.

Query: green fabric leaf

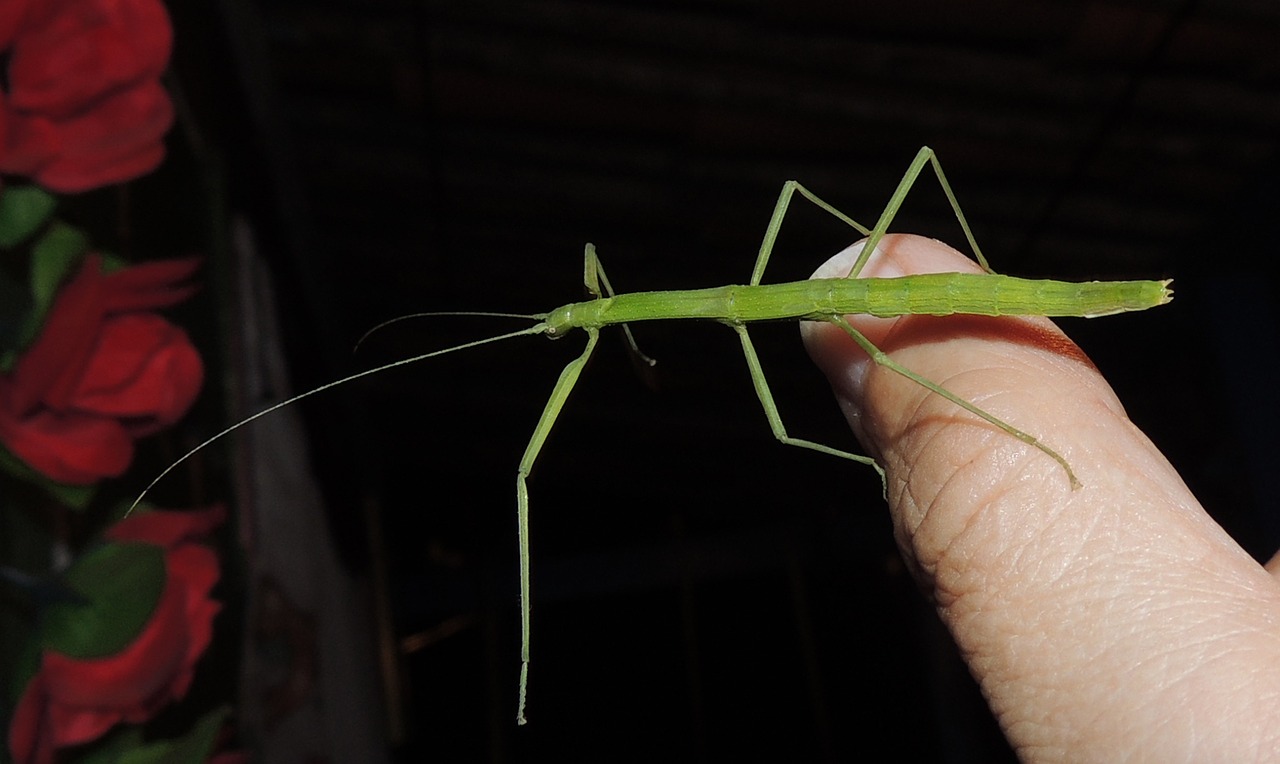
[0,266,34,352]
[0,444,98,509]
[42,542,166,659]
[9,611,42,705]
[30,222,89,311]
[75,707,231,764]
[0,186,57,248]
[0,221,94,359]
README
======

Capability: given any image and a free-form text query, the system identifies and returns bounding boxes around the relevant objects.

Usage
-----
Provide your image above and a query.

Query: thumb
[802,234,1280,761]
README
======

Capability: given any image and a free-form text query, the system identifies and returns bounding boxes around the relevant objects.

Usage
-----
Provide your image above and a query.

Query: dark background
[159,1,1280,760]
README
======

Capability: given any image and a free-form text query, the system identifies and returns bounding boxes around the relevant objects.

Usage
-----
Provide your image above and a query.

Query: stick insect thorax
[129,146,1172,727]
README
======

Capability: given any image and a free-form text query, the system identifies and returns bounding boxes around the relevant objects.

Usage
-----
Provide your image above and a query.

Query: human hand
[802,234,1280,761]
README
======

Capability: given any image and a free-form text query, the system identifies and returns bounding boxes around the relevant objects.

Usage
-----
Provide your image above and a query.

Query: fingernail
[801,239,899,402]
[809,238,905,281]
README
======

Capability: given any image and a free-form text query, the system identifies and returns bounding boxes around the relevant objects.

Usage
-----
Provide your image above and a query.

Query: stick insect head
[542,303,579,339]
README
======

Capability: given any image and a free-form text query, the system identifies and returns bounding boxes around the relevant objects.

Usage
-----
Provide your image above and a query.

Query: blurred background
[149,1,1280,760]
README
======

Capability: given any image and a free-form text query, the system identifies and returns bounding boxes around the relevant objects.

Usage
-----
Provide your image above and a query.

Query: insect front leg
[584,243,654,366]
[514,326,600,725]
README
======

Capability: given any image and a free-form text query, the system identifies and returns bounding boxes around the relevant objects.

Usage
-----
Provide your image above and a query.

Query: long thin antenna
[129,322,548,515]
[355,311,548,353]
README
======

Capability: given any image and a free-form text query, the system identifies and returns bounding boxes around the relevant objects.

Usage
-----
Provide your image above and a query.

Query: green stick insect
[132,146,1172,725]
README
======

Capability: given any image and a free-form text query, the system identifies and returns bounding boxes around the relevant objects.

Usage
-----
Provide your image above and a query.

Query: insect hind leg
[827,315,1080,489]
[751,147,997,286]
[855,147,995,278]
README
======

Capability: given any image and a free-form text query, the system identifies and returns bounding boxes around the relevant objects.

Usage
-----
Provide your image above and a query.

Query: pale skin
[802,233,1280,761]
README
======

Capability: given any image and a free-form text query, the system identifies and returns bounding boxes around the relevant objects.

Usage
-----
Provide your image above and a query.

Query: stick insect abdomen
[824,273,1173,319]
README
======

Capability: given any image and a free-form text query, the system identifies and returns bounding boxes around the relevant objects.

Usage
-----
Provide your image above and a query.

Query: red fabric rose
[0,0,173,192]
[0,2,31,49]
[7,505,225,764]
[0,254,203,484]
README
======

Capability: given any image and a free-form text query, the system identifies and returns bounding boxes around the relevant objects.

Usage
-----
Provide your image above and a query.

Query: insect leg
[515,326,601,725]
[827,315,1080,489]
[585,243,654,366]
[751,147,996,286]
[733,324,887,489]
[749,180,871,286]
[852,146,994,278]
[923,148,993,273]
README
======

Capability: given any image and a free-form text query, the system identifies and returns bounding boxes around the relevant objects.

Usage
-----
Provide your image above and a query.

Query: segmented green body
[544,273,1173,334]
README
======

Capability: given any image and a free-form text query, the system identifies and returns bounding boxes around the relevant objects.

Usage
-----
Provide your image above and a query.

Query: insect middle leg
[733,323,887,488]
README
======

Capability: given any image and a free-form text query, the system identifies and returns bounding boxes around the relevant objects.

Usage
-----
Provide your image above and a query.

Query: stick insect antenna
[128,322,549,516]
[354,311,549,353]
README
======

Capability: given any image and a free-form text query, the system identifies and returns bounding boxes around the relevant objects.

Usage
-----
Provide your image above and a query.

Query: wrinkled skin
[802,234,1280,762]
